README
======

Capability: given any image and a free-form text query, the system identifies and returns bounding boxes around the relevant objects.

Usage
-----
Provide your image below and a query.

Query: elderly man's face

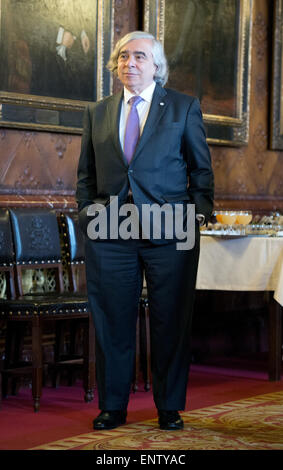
[117,38,157,94]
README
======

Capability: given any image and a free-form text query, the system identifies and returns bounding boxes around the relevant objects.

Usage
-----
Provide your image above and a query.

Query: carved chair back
[1,208,94,412]
[9,208,64,296]
[60,212,86,293]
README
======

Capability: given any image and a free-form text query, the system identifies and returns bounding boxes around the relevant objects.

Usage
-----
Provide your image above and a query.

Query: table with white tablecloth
[196,235,283,380]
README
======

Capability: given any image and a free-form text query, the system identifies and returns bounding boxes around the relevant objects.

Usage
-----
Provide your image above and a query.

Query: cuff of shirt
[196,213,205,226]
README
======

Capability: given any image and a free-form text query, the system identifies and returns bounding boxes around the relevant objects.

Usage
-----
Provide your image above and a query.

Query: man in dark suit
[76,31,214,431]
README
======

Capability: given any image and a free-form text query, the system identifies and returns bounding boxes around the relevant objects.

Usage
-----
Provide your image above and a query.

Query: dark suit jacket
[76,83,214,240]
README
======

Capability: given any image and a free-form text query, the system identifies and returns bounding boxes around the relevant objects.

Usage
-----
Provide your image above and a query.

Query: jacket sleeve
[76,105,98,212]
[183,98,214,223]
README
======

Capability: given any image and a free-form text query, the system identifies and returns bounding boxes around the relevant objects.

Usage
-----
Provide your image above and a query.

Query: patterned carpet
[30,391,283,450]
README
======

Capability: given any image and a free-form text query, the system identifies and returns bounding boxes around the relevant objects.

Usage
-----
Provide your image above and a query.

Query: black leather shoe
[158,410,184,430]
[93,410,127,430]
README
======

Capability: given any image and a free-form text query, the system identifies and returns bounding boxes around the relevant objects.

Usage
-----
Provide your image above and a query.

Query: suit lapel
[106,84,168,166]
[106,90,126,165]
[132,85,168,162]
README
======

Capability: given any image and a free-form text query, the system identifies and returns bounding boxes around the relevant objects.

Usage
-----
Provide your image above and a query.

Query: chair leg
[52,321,65,388]
[3,321,14,397]
[144,303,152,391]
[139,298,151,391]
[32,316,43,412]
[83,314,95,402]
[268,296,282,381]
[11,323,25,395]
[67,320,79,386]
[133,307,141,392]
[3,321,26,397]
[52,320,78,387]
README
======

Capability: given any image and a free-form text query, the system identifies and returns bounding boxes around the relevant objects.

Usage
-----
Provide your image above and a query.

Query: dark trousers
[85,233,200,411]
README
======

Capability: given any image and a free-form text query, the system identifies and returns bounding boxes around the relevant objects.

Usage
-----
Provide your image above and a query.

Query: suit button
[128,170,133,174]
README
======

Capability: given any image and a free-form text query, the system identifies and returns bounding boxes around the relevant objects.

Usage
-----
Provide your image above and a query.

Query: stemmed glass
[221,211,237,234]
[235,211,252,234]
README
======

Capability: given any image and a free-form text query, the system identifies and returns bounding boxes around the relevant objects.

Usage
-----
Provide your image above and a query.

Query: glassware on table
[235,211,252,225]
[220,211,237,234]
[212,210,254,235]
[215,211,223,223]
[221,211,237,225]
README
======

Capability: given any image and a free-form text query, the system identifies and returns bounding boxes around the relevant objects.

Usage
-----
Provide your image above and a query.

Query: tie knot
[128,96,143,108]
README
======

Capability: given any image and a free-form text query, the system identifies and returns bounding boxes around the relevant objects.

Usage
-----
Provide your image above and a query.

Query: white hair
[107,31,169,87]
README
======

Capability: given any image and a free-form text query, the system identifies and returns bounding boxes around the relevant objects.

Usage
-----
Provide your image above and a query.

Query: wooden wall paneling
[0,0,282,212]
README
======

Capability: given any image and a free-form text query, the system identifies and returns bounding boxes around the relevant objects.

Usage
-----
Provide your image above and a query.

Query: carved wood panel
[0,128,80,208]
[0,0,281,213]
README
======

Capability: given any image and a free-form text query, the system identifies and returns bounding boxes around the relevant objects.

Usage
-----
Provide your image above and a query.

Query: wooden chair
[0,208,95,412]
[49,212,90,387]
[0,208,16,300]
[0,208,17,407]
[138,287,151,391]
[62,212,86,293]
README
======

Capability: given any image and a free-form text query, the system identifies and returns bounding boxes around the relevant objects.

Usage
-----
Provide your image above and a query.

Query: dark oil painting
[0,0,98,102]
[164,0,240,118]
[0,0,114,132]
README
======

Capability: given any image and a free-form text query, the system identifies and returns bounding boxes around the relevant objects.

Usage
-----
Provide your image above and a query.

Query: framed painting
[270,0,283,149]
[0,0,114,133]
[144,0,253,146]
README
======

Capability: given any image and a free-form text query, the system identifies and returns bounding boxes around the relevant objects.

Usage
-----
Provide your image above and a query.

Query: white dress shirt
[119,81,156,151]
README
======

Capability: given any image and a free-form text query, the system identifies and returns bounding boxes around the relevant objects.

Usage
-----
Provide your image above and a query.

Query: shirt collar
[123,81,156,105]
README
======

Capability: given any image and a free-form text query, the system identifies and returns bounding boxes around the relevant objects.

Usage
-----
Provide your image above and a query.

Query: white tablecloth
[196,236,283,306]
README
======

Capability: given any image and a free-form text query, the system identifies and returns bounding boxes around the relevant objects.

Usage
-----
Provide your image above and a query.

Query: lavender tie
[124,96,143,164]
